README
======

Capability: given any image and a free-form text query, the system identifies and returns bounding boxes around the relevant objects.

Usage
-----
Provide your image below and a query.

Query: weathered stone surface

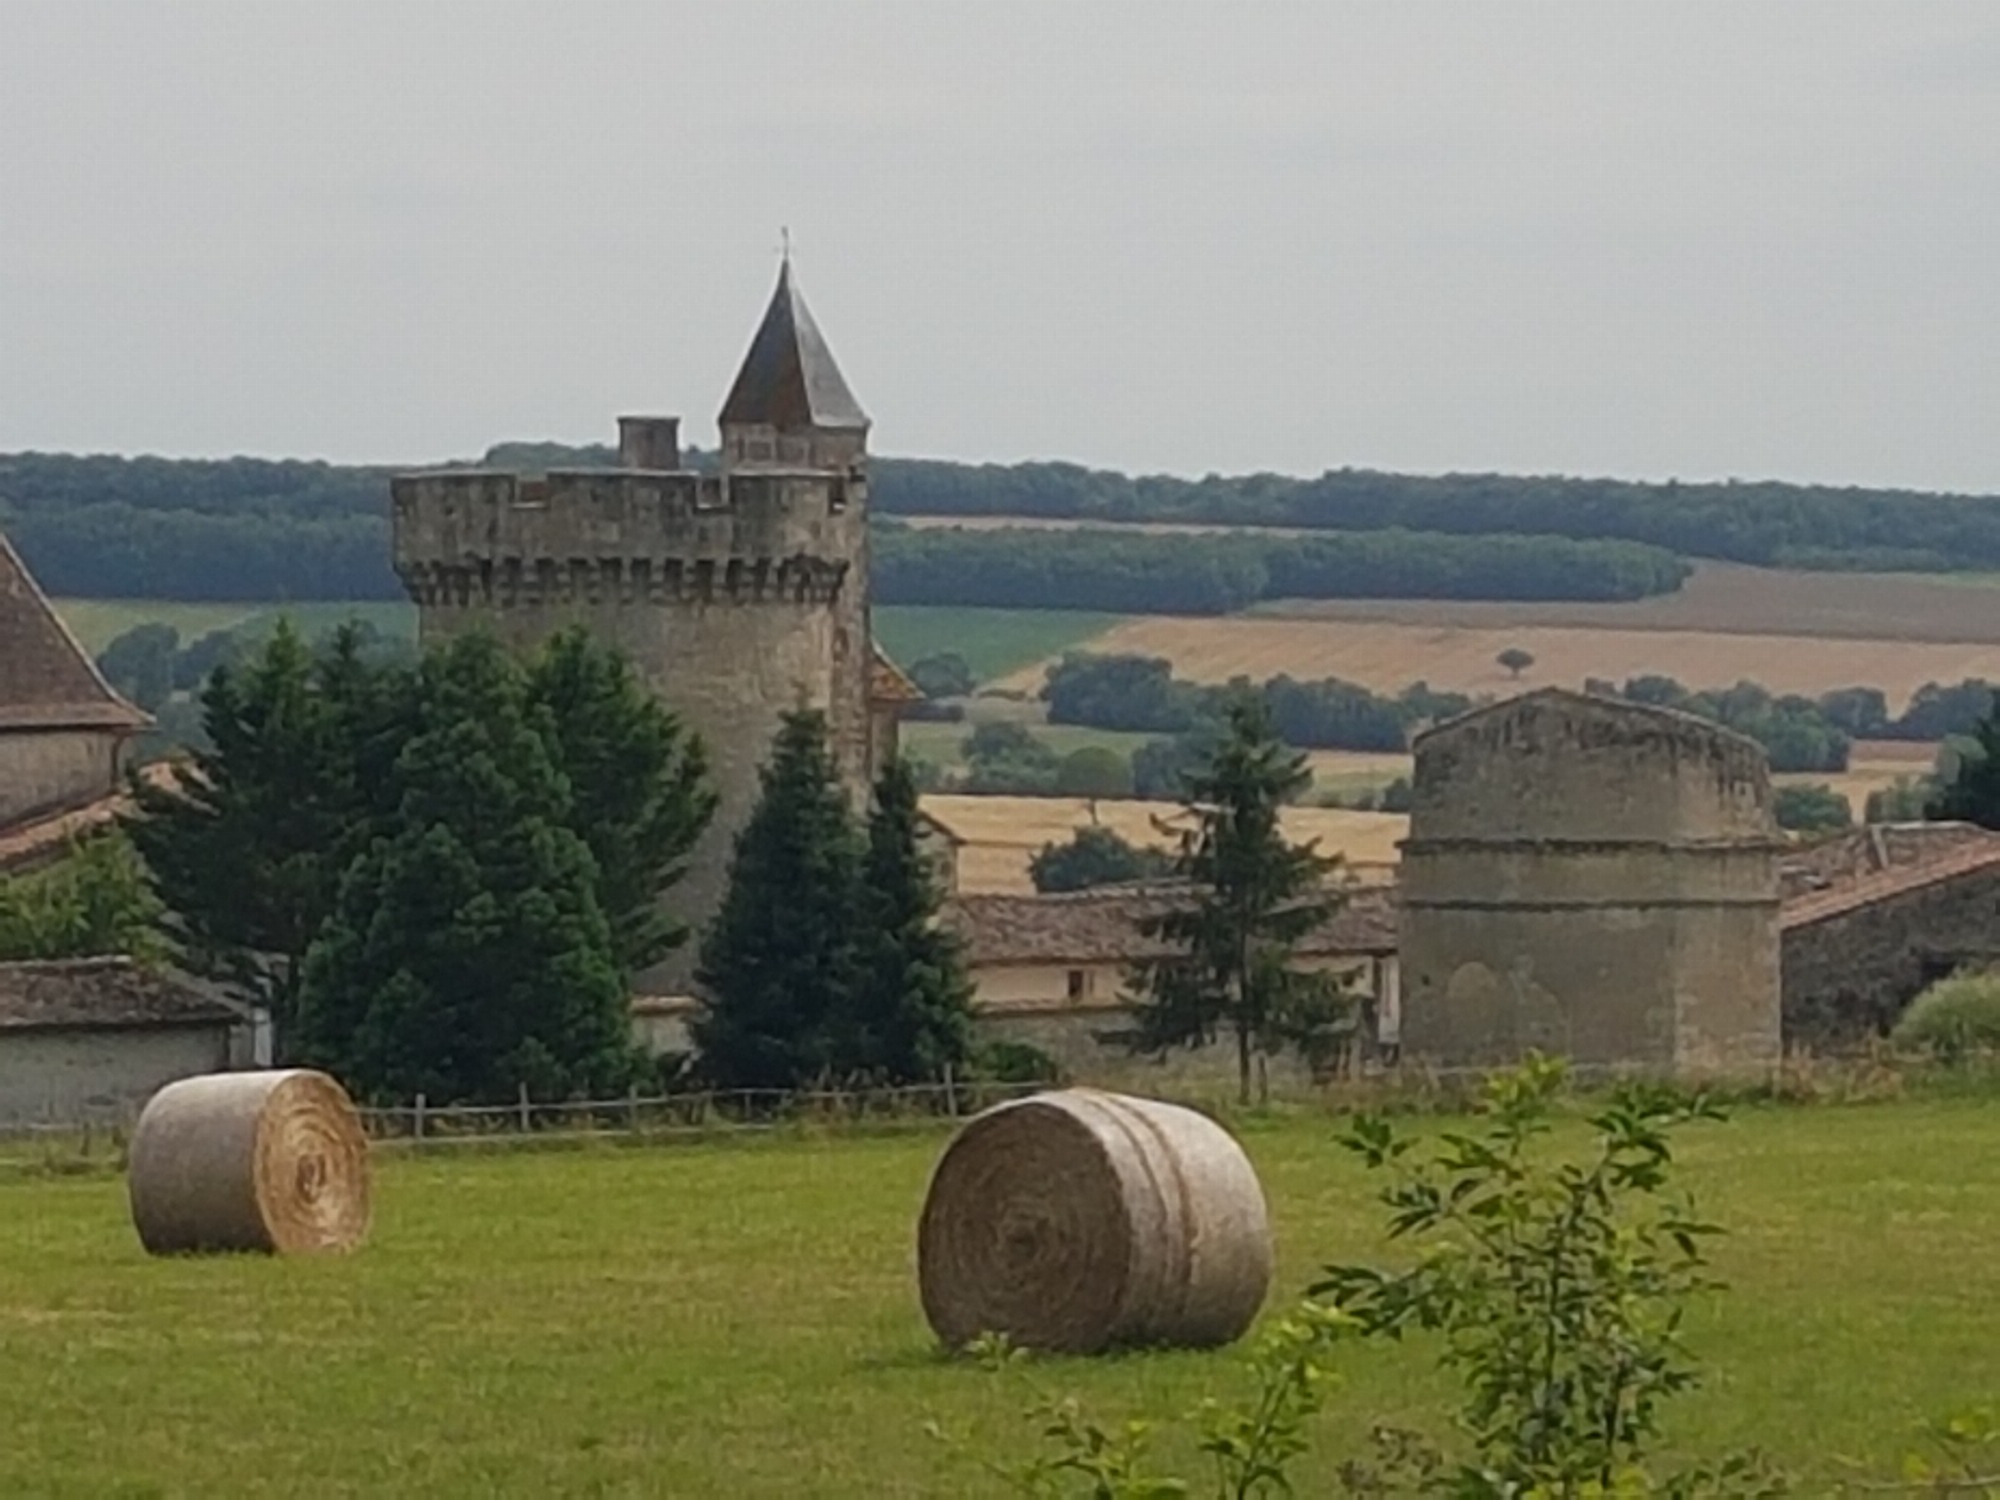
[1399,689,1783,1077]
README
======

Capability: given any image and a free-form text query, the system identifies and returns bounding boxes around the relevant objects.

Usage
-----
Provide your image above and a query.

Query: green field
[52,599,417,655]
[1,1099,1995,1495]
[873,606,1123,685]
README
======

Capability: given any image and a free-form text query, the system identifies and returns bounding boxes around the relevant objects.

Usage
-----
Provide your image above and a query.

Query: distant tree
[694,711,865,1091]
[850,757,975,1083]
[295,634,638,1104]
[1029,826,1174,893]
[1131,725,1228,801]
[1377,776,1415,814]
[1892,680,1998,742]
[1126,699,1352,1104]
[0,833,164,963]
[1773,783,1854,833]
[96,624,179,712]
[1865,776,1934,824]
[1818,686,1891,740]
[1497,647,1536,681]
[525,628,714,978]
[1928,698,2000,829]
[1054,746,1134,800]
[961,720,1062,795]
[908,652,977,700]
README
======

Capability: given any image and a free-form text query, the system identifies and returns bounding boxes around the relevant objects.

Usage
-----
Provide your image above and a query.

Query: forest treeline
[6,447,2000,602]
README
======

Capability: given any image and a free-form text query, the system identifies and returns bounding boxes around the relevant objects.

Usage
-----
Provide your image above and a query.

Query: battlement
[391,465,864,608]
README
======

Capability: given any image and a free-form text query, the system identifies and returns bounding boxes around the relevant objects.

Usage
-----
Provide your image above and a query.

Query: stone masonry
[1399,688,1784,1076]
[391,263,876,992]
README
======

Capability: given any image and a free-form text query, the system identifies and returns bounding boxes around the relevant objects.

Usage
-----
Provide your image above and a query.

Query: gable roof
[941,882,1398,968]
[718,262,869,432]
[869,643,925,705]
[0,958,239,1032]
[0,535,150,733]
[1779,823,2000,930]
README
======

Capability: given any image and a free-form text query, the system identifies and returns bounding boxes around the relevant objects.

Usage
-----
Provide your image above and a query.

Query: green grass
[52,599,416,656]
[0,1099,1995,1495]
[873,606,1124,684]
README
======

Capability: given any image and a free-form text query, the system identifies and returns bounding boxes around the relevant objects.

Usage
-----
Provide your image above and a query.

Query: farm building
[0,958,259,1128]
[1779,822,2000,1048]
[0,534,149,835]
[940,883,1401,1087]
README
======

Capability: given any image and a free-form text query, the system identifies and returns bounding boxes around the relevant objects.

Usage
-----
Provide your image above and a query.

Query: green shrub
[1893,971,2000,1063]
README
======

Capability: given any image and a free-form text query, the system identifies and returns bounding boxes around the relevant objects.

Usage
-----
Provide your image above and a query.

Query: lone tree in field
[1127,697,1352,1104]
[1929,690,2000,829]
[294,633,639,1104]
[851,756,976,1083]
[695,710,866,1091]
[1497,646,1536,680]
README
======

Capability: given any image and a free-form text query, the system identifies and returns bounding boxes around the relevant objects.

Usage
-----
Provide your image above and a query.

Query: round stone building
[1398,688,1783,1076]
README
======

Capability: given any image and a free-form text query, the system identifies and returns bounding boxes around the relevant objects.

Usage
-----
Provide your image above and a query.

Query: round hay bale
[127,1069,372,1256]
[917,1088,1272,1354]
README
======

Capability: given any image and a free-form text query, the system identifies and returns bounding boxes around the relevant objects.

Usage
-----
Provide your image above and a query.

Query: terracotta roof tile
[0,762,178,863]
[870,643,925,705]
[942,882,1398,968]
[1780,835,2000,929]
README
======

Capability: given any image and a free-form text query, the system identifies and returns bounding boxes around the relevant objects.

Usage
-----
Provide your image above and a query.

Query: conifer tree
[125,621,398,1047]
[525,628,715,977]
[1128,696,1351,1104]
[694,710,863,1091]
[852,756,974,1083]
[295,634,637,1104]
[1929,693,2000,829]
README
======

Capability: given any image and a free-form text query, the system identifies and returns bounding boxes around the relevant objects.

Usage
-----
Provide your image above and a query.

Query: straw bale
[917,1088,1271,1354]
[127,1069,372,1256]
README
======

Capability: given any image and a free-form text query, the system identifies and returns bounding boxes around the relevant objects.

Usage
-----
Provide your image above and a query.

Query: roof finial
[779,225,792,266]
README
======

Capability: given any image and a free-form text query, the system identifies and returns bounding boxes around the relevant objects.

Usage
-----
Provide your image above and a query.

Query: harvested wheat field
[1003,615,2000,712]
[922,794,1406,893]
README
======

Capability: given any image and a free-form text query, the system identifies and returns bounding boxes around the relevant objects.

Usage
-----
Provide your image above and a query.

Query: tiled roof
[1781,831,2000,930]
[0,958,239,1032]
[0,762,179,863]
[942,882,1398,968]
[0,535,150,733]
[718,262,869,431]
[869,644,925,705]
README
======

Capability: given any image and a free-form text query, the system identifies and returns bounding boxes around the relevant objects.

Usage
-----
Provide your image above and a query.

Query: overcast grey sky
[2,2,1996,490]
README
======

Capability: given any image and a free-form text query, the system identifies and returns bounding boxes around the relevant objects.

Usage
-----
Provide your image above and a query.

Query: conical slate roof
[718,261,868,431]
[0,534,149,731]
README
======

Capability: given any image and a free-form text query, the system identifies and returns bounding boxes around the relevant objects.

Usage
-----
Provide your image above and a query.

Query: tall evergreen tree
[694,710,863,1091]
[525,628,715,978]
[1128,697,1351,1104]
[1929,693,2000,829]
[852,756,975,1083]
[124,621,398,1047]
[294,634,637,1104]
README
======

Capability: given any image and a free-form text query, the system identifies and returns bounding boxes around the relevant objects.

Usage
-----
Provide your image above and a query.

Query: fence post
[943,1063,959,1118]
[627,1083,640,1135]
[517,1081,532,1133]
[414,1092,427,1141]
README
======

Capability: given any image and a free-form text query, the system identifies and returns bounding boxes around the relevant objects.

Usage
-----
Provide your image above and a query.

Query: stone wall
[1782,865,2000,1049]
[394,464,872,992]
[0,1025,230,1126]
[1400,690,1782,1076]
[0,729,125,829]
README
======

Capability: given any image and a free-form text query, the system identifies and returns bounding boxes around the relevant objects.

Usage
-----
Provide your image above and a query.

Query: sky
[2,1,1997,491]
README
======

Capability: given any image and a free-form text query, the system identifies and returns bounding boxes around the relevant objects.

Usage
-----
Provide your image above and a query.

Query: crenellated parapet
[391,465,864,611]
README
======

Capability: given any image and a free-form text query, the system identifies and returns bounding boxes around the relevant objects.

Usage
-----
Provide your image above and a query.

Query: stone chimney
[617,415,681,471]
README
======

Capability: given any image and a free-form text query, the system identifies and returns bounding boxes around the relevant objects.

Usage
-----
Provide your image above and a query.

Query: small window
[1066,969,1089,1002]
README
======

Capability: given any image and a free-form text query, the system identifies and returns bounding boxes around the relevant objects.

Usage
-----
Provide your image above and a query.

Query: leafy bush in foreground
[1893,972,2000,1064]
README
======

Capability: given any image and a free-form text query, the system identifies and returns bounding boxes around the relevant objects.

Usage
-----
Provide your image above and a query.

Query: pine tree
[1128,696,1351,1104]
[694,710,863,1091]
[124,620,398,1048]
[294,634,637,1104]
[851,756,974,1083]
[525,628,715,978]
[1929,694,2000,829]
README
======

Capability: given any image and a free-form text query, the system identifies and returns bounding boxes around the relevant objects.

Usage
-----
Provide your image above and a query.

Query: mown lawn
[873,606,1123,685]
[1,1098,1995,1495]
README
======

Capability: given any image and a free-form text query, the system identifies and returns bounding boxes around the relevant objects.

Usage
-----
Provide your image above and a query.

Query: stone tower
[1398,689,1783,1077]
[391,262,900,992]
